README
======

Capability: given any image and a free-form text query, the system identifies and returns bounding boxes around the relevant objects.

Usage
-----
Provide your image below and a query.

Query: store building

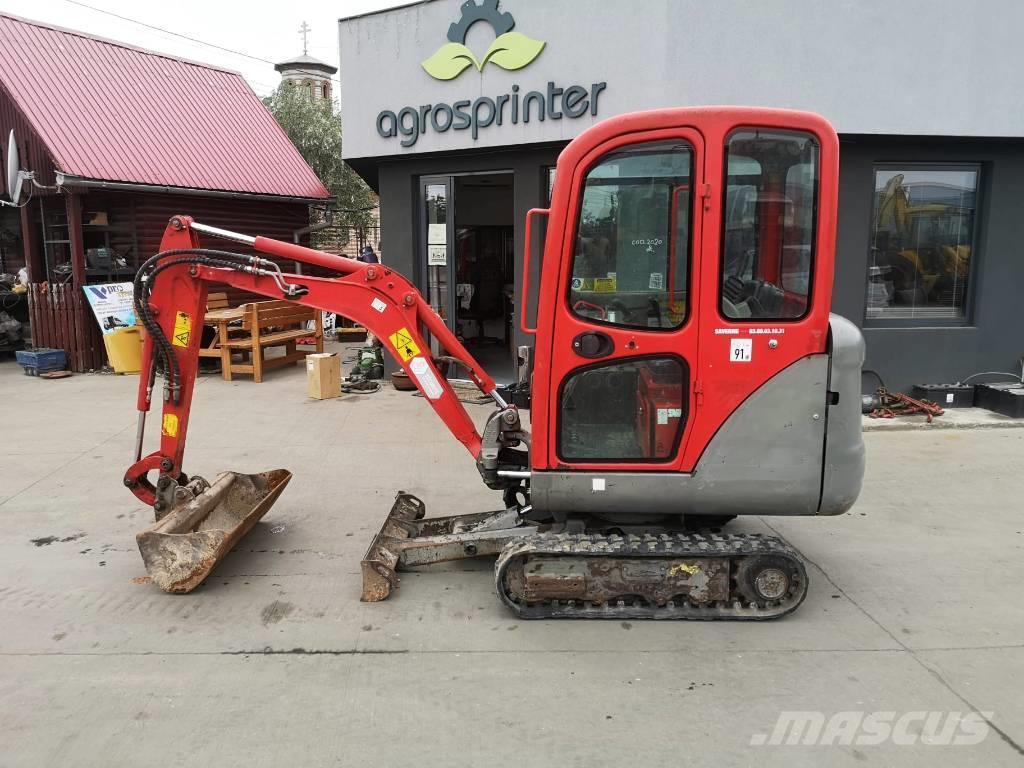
[339,0,1024,388]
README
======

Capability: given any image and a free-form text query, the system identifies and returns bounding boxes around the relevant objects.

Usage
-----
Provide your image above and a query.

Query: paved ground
[2,348,1023,767]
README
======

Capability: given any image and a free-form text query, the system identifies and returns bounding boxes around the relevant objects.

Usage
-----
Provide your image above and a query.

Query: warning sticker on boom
[389,327,421,362]
[162,413,179,437]
[172,311,192,347]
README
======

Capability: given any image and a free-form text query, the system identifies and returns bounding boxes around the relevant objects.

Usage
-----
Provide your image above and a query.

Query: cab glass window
[560,357,686,461]
[720,129,819,319]
[569,141,692,330]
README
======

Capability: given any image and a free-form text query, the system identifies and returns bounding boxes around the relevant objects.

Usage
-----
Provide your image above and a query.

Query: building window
[720,129,819,320]
[866,166,979,322]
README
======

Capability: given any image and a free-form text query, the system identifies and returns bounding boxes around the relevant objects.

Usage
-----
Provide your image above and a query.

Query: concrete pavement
[1,350,1023,767]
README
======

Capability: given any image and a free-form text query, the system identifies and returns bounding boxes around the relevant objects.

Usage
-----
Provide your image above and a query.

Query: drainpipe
[291,206,335,274]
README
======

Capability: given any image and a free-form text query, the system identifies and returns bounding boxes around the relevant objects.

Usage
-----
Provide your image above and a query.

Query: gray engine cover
[818,314,866,515]
[531,315,865,519]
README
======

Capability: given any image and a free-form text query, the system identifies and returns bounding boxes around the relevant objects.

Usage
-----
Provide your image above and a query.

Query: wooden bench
[219,300,323,382]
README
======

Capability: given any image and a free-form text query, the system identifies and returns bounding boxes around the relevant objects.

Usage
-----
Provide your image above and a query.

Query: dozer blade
[360,493,427,602]
[136,469,292,593]
[361,492,535,602]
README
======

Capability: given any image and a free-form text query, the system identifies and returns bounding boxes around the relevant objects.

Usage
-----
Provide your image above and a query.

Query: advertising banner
[82,282,136,335]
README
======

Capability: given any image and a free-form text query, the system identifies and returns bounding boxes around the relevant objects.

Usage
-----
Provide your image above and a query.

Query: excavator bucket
[136,469,292,593]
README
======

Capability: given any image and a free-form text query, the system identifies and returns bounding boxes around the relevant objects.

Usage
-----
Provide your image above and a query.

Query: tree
[263,84,377,231]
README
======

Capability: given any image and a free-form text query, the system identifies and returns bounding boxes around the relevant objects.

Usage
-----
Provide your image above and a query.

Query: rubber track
[495,532,808,620]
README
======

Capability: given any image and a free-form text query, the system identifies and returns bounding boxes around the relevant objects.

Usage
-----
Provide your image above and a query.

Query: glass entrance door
[419,172,518,383]
[419,176,456,343]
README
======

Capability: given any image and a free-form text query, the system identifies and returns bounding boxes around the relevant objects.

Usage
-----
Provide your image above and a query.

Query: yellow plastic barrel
[103,326,142,374]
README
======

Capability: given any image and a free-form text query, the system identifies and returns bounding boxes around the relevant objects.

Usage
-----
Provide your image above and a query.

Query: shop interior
[452,173,515,383]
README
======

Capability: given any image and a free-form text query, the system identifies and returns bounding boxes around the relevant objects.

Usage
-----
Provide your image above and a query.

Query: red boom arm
[124,216,501,507]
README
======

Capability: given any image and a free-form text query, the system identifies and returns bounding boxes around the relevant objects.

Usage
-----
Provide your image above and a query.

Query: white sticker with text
[730,338,752,363]
[656,407,682,425]
[409,356,444,400]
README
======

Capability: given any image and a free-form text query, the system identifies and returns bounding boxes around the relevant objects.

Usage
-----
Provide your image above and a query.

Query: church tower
[274,22,337,101]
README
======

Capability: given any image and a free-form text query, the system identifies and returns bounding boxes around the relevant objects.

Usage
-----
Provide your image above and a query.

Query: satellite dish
[7,130,22,205]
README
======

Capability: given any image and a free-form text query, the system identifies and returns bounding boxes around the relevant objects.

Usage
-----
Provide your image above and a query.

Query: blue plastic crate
[15,348,67,376]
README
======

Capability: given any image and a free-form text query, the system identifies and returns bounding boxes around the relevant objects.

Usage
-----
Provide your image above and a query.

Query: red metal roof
[0,13,329,200]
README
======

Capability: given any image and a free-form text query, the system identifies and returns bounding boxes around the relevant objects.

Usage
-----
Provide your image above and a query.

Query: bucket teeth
[135,469,292,593]
[360,492,425,602]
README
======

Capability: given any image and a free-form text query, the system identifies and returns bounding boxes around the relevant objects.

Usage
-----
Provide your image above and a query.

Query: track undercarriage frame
[362,492,808,620]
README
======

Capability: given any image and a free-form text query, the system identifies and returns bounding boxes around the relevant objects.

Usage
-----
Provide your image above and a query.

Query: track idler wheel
[734,554,805,609]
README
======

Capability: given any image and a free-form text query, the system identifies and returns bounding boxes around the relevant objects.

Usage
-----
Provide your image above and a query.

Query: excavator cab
[124,107,864,618]
[525,108,863,523]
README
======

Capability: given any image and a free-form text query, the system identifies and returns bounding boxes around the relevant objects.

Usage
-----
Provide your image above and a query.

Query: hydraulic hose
[134,249,265,404]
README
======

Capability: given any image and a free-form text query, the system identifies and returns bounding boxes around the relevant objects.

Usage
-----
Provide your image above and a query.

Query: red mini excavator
[125,107,865,620]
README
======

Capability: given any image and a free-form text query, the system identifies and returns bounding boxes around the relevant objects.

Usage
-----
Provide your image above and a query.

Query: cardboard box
[306,353,341,399]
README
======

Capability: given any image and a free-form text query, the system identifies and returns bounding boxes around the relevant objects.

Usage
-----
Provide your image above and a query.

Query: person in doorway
[358,244,382,346]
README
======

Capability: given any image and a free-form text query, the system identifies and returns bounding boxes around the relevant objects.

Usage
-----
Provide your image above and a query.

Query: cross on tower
[299,21,311,55]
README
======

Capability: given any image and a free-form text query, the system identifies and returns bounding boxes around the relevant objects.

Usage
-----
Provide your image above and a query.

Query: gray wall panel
[340,0,1024,160]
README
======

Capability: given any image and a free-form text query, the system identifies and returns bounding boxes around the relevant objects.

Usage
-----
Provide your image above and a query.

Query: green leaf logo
[421,42,480,80]
[481,32,546,71]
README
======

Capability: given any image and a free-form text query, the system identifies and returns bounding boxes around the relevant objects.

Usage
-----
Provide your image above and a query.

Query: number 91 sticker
[730,338,752,363]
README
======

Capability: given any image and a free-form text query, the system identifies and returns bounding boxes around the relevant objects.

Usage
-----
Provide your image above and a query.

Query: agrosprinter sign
[376,81,607,148]
[375,0,606,147]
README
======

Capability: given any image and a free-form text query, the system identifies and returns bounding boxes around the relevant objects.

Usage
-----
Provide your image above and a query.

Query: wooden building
[0,13,329,370]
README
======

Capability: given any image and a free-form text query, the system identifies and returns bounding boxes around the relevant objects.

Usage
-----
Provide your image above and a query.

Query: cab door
[682,123,833,473]
[541,129,704,472]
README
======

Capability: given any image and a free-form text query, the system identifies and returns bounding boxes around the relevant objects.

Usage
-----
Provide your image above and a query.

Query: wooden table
[200,307,246,375]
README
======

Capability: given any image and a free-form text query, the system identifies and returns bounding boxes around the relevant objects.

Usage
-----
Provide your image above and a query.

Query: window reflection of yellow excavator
[871,174,971,310]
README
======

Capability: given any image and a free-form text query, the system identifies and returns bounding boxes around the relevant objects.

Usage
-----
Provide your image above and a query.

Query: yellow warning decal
[388,327,421,362]
[668,562,701,577]
[172,311,192,348]
[594,277,617,293]
[162,413,179,438]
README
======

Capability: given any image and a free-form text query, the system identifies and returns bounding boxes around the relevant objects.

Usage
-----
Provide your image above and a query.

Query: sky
[0,0,410,95]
